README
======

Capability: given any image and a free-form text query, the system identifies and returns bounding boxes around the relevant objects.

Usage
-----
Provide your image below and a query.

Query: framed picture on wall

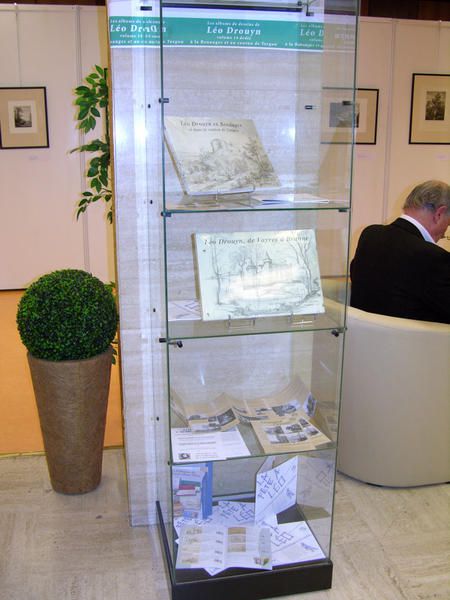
[409,73,450,144]
[0,87,49,149]
[354,88,379,144]
[321,87,379,144]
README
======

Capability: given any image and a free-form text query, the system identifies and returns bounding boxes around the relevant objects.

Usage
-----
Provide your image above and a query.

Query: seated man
[350,180,450,324]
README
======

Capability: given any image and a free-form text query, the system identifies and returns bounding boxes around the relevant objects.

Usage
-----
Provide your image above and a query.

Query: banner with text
[108,2,326,51]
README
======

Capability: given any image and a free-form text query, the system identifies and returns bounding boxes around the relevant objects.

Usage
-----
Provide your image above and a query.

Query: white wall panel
[387,21,450,234]
[352,19,394,254]
[0,8,19,83]
[0,5,111,289]
[353,18,450,255]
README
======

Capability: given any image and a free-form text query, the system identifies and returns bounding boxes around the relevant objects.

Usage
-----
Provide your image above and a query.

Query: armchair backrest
[338,306,450,486]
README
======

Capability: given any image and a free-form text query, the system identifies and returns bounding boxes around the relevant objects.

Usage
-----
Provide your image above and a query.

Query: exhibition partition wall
[0,4,113,289]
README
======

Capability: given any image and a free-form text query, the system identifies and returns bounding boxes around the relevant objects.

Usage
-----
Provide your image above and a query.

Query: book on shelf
[172,463,213,520]
[194,229,324,321]
[164,116,280,196]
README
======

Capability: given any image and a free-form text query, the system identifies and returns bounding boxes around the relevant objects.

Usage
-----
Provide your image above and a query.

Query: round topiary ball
[17,269,119,361]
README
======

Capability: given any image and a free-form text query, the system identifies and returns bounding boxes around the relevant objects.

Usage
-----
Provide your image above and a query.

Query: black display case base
[156,501,333,600]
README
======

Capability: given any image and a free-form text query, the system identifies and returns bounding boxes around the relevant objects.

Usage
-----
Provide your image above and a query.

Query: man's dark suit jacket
[350,217,450,324]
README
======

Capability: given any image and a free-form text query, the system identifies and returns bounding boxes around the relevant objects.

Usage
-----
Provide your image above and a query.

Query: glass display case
[109,0,358,598]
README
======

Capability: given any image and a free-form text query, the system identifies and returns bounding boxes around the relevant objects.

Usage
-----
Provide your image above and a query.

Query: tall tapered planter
[28,347,113,494]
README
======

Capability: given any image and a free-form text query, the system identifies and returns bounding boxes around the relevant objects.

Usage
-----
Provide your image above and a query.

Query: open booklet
[164,117,280,196]
[176,524,272,574]
[171,378,332,455]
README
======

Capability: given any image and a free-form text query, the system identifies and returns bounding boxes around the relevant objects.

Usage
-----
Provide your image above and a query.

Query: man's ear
[434,205,447,222]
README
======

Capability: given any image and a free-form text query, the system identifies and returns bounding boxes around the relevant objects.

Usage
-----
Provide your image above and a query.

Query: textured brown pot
[27,347,113,494]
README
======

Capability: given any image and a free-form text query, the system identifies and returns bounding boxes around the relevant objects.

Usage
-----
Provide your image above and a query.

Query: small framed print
[321,87,379,144]
[0,87,49,149]
[409,73,450,144]
[354,88,379,144]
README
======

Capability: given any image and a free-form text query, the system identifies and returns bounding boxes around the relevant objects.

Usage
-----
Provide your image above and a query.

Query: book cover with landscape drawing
[164,116,280,196]
[194,229,324,321]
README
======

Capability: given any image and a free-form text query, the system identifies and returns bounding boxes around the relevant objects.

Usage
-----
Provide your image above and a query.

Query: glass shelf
[169,424,337,466]
[165,308,344,341]
[164,192,350,214]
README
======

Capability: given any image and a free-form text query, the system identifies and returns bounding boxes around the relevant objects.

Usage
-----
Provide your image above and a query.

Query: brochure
[176,524,272,574]
[170,378,331,456]
[251,414,331,454]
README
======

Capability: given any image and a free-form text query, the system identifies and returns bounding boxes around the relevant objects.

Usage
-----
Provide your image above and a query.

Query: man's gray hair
[403,180,450,212]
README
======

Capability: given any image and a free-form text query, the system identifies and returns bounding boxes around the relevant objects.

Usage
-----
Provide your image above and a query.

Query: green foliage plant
[17,269,118,361]
[71,65,113,224]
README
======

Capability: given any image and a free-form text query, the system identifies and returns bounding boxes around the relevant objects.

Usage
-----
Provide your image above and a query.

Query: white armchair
[337,306,450,487]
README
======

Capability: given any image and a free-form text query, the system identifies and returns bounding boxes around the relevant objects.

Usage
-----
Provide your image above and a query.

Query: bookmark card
[255,456,298,524]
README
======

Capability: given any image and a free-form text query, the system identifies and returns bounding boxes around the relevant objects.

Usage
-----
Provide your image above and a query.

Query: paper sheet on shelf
[255,456,298,524]
[220,427,251,458]
[174,506,221,540]
[267,521,326,565]
[167,299,201,321]
[174,500,271,540]
[171,427,250,462]
[251,193,331,204]
[171,428,227,462]
[217,500,255,525]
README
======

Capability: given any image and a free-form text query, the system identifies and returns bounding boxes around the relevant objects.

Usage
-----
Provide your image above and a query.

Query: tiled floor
[1,449,449,600]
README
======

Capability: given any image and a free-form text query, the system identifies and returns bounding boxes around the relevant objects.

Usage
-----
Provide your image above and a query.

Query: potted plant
[16,269,118,494]
[71,65,112,223]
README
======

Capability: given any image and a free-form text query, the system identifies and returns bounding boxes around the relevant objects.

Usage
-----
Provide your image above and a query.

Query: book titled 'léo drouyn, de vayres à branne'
[164,116,281,196]
[194,229,324,321]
